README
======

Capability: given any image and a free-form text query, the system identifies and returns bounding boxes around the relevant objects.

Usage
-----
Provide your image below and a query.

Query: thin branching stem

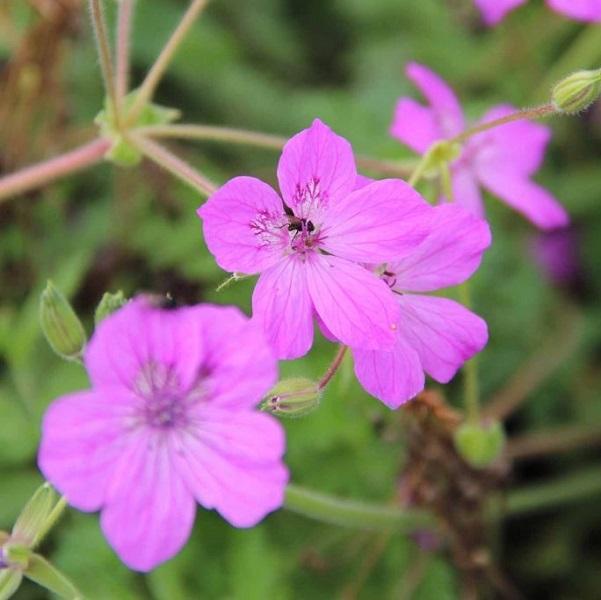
[116,0,135,105]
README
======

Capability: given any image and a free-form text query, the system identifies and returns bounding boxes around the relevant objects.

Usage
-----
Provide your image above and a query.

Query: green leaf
[0,570,23,600]
[24,553,82,599]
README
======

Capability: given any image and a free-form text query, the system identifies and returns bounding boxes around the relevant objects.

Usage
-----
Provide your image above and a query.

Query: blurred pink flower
[352,205,491,408]
[474,0,601,25]
[531,226,581,285]
[38,297,287,572]
[391,63,568,231]
[199,119,432,359]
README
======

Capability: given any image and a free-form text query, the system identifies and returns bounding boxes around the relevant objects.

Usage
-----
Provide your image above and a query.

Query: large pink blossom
[352,204,491,408]
[391,63,568,231]
[474,0,601,25]
[38,298,287,572]
[199,119,432,359]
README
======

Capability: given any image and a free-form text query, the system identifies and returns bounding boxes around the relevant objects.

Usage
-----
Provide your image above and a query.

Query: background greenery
[1,0,601,597]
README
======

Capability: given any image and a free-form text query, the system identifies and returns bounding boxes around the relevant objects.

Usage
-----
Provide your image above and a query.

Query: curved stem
[127,0,209,125]
[0,138,110,205]
[319,345,348,390]
[116,0,135,105]
[128,133,216,196]
[448,103,556,145]
[89,0,120,127]
[138,123,416,178]
[284,485,435,532]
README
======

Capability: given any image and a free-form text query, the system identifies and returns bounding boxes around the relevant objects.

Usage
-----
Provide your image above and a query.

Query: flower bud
[454,421,505,469]
[95,291,127,325]
[552,68,601,114]
[261,377,321,418]
[40,281,87,361]
[12,484,56,548]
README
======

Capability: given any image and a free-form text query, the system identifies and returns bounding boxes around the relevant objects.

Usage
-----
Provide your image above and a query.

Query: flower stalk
[116,0,136,106]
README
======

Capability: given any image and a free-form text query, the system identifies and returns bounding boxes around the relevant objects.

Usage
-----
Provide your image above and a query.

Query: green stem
[284,485,435,532]
[407,154,431,187]
[138,123,416,178]
[505,466,601,517]
[89,0,121,128]
[128,133,216,196]
[459,284,480,424]
[127,0,209,125]
[33,497,68,548]
[447,103,556,145]
[318,345,348,390]
[116,0,135,105]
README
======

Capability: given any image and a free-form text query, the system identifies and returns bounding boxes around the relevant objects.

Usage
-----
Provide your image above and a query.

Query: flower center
[143,392,187,429]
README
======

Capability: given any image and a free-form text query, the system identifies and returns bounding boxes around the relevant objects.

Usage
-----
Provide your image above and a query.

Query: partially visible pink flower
[352,204,491,408]
[38,298,287,572]
[475,0,601,24]
[531,226,581,285]
[199,119,432,359]
[391,63,568,231]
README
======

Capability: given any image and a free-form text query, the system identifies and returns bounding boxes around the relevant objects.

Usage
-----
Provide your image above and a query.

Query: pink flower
[352,204,491,408]
[199,119,432,359]
[474,0,601,25]
[391,63,568,231]
[38,297,287,572]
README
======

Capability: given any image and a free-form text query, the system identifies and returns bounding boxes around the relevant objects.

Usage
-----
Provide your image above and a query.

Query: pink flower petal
[397,295,488,383]
[305,254,400,350]
[474,0,526,24]
[276,119,357,215]
[198,176,285,274]
[355,174,374,189]
[38,390,137,512]
[173,409,288,527]
[100,437,195,572]
[547,0,601,21]
[390,98,441,154]
[405,63,465,138]
[321,179,432,263]
[352,337,424,409]
[478,166,569,230]
[252,257,314,359]
[450,166,485,217]
[189,305,277,409]
[85,298,203,393]
[390,203,491,292]
[472,105,551,177]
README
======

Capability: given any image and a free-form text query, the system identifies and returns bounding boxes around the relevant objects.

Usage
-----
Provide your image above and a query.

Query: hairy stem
[319,345,348,390]
[89,0,120,127]
[0,139,111,204]
[116,0,135,105]
[127,0,209,125]
[139,123,416,178]
[284,485,435,532]
[448,103,556,145]
[128,133,216,196]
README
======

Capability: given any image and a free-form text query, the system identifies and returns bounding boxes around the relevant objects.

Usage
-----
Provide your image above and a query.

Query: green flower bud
[12,483,56,548]
[95,291,127,325]
[261,377,322,418]
[40,281,87,361]
[454,421,505,469]
[552,68,601,114]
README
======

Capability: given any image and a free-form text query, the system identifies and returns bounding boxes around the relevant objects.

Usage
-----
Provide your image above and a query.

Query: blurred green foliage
[1,0,601,598]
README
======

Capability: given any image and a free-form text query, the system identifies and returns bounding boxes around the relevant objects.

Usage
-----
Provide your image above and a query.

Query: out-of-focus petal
[252,257,314,359]
[397,295,488,383]
[187,305,277,409]
[305,254,400,351]
[352,337,424,409]
[474,0,527,24]
[198,176,285,274]
[85,298,203,393]
[390,98,441,154]
[173,409,288,527]
[478,166,569,230]
[472,105,551,176]
[390,203,491,292]
[547,0,601,21]
[100,438,195,572]
[449,165,485,217]
[277,119,357,217]
[321,179,431,263]
[405,62,465,137]
[38,390,137,512]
